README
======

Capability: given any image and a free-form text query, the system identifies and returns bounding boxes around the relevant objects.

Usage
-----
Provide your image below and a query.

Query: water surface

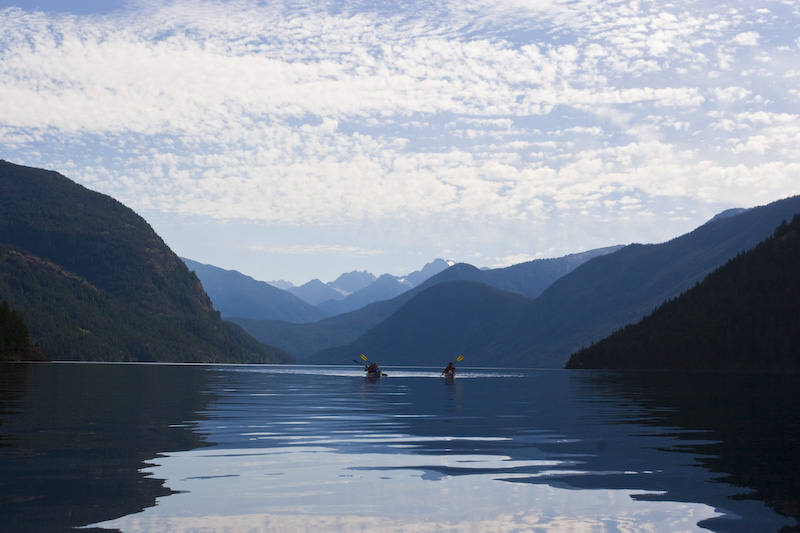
[0,363,797,532]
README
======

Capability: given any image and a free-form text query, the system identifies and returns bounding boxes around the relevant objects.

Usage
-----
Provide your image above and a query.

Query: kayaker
[442,362,456,375]
[366,361,381,374]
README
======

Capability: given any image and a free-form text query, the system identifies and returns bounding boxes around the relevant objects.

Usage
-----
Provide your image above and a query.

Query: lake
[0,363,798,532]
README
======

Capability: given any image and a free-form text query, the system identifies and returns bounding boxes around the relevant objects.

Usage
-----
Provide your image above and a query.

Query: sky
[1,0,799,285]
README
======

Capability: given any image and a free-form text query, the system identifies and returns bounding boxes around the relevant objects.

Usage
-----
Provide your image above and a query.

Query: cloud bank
[1,0,799,281]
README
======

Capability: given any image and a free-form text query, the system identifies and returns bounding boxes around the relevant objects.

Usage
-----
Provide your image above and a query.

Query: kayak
[366,371,386,378]
[442,371,455,380]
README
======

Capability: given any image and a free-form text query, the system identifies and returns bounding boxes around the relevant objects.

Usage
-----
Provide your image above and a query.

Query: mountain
[404,258,453,286]
[317,273,413,315]
[0,160,292,363]
[710,207,747,222]
[286,259,452,315]
[299,196,800,368]
[330,270,377,294]
[287,279,344,306]
[232,247,619,359]
[267,279,295,290]
[188,258,452,325]
[458,247,624,299]
[318,259,453,315]
[486,195,800,367]
[182,258,328,323]
[314,281,532,365]
[287,270,380,306]
[230,292,413,361]
[566,214,800,371]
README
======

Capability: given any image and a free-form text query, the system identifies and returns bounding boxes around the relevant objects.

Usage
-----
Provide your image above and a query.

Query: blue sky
[2,0,799,284]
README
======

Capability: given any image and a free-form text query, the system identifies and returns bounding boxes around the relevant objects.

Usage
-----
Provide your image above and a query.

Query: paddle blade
[456,355,464,362]
[360,354,369,362]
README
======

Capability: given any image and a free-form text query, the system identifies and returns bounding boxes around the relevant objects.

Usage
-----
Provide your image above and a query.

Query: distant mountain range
[228,246,622,360]
[182,258,328,323]
[286,270,376,306]
[184,258,455,322]
[0,160,291,363]
[566,212,800,371]
[232,195,800,368]
[316,260,453,315]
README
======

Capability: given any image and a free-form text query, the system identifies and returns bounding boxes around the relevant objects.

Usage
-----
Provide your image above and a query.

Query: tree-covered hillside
[566,214,800,371]
[312,280,532,365]
[0,299,49,361]
[486,195,800,367]
[0,160,292,363]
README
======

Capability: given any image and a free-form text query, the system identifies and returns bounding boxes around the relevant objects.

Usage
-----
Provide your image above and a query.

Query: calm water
[0,363,798,532]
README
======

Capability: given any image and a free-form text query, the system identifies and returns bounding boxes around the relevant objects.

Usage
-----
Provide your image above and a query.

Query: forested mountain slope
[0,160,291,363]
[566,214,800,371]
[312,281,532,365]
[487,195,800,367]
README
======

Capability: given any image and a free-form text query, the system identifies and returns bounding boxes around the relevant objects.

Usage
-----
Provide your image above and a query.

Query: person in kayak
[366,361,381,374]
[442,362,456,376]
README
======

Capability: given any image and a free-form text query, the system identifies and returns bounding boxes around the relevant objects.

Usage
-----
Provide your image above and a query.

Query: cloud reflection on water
[82,365,796,532]
[91,442,720,532]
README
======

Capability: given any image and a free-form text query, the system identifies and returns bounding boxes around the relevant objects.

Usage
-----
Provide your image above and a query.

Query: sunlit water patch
[91,443,721,532]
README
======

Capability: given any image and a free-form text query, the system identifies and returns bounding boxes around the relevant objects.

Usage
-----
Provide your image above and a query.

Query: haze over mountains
[193,246,622,360]
[182,258,329,323]
[184,258,455,322]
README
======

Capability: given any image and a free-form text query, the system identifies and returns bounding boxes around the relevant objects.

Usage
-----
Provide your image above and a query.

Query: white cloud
[714,86,751,102]
[491,253,534,268]
[733,31,760,46]
[2,0,800,282]
[248,243,382,256]
[733,135,771,155]
[736,111,798,124]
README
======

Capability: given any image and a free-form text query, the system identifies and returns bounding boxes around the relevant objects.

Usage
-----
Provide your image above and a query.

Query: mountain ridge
[290,258,452,314]
[307,196,800,367]
[484,195,800,367]
[182,258,328,323]
[313,280,532,365]
[0,160,291,363]
[566,213,800,371]
[232,247,621,359]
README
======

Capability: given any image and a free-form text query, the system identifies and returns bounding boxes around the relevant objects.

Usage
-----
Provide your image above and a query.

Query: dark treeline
[0,299,49,361]
[567,214,800,371]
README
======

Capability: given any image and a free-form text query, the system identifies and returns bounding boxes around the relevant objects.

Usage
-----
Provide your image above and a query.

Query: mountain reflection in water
[0,363,797,532]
